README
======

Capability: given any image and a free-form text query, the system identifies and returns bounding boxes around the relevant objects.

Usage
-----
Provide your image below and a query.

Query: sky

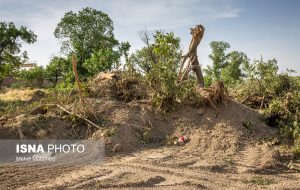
[0,0,299,73]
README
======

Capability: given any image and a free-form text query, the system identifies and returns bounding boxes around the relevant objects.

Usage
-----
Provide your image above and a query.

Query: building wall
[1,76,54,87]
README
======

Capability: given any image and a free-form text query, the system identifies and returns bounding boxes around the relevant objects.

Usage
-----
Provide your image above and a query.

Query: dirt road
[1,145,299,190]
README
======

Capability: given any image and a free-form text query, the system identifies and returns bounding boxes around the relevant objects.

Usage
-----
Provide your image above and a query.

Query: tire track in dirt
[234,143,277,174]
[8,147,300,190]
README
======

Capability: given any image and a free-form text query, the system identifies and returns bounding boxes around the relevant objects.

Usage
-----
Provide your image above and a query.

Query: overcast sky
[0,0,299,73]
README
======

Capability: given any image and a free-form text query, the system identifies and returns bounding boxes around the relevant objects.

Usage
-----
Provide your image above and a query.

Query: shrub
[264,91,300,155]
[126,31,202,112]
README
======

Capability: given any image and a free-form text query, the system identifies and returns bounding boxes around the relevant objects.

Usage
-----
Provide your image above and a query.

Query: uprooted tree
[178,25,205,87]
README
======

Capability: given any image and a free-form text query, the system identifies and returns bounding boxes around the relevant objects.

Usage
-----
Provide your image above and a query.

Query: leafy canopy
[204,41,249,86]
[205,41,230,81]
[54,7,117,56]
[130,31,181,74]
[54,7,126,79]
[221,51,249,85]
[0,22,37,82]
[45,56,66,84]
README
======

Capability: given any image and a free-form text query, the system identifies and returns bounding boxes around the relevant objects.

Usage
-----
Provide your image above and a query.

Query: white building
[20,61,37,70]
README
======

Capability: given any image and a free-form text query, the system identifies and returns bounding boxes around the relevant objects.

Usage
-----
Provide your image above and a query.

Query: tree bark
[189,25,205,87]
[179,25,205,87]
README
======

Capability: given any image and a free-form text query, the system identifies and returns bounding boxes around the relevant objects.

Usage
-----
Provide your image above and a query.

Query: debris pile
[89,72,147,102]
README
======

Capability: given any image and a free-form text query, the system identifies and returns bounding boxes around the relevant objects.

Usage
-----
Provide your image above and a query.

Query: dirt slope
[1,97,300,189]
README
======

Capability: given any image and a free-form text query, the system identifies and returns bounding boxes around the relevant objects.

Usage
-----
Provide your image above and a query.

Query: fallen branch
[44,104,102,130]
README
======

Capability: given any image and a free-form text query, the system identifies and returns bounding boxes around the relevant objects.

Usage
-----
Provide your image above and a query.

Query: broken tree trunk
[179,25,205,87]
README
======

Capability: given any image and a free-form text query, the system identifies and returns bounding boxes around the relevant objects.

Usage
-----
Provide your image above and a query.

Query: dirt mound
[1,93,296,189]
[80,97,278,170]
[2,96,277,155]
[4,111,93,140]
[0,84,283,174]
[89,72,147,102]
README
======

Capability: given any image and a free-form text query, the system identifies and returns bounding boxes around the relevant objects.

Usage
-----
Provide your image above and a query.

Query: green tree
[83,48,119,76]
[83,41,130,76]
[0,22,37,83]
[129,30,156,74]
[252,58,294,97]
[46,56,65,84]
[129,48,153,73]
[130,31,181,74]
[255,57,278,79]
[129,31,182,111]
[204,41,230,82]
[236,57,294,107]
[0,63,14,85]
[54,7,120,78]
[118,41,131,64]
[221,51,249,85]
[237,57,300,153]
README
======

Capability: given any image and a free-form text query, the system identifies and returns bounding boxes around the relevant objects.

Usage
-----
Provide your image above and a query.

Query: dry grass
[0,88,45,101]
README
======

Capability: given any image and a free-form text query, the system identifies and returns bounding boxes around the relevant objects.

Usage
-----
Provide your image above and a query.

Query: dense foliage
[204,41,249,87]
[0,22,36,84]
[45,56,65,84]
[54,7,129,81]
[127,31,202,111]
